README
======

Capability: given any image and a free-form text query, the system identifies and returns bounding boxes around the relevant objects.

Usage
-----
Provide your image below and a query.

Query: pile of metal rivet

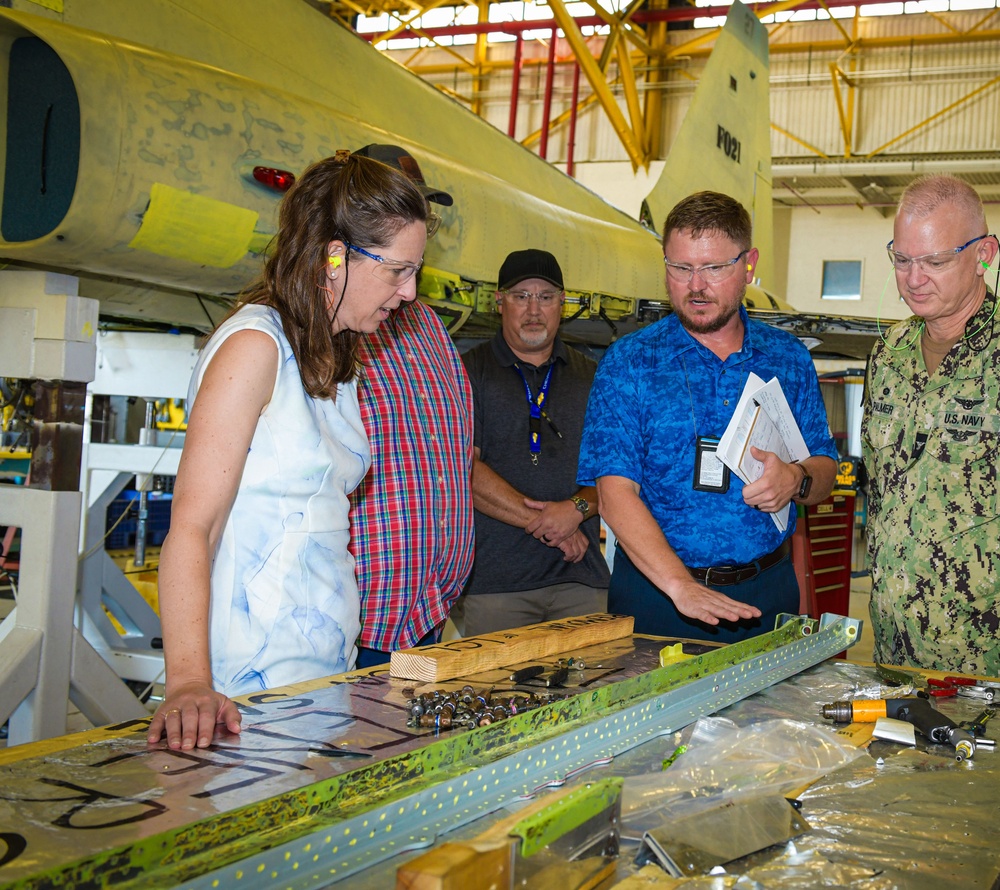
[404,685,565,731]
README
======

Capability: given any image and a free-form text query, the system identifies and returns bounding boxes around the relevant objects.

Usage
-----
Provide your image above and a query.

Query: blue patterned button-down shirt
[578,307,837,567]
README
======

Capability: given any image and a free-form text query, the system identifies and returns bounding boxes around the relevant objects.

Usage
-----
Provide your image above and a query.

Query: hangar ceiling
[772,156,1000,213]
[314,0,1000,210]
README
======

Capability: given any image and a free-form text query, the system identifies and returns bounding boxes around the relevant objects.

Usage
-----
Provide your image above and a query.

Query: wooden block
[389,613,634,682]
[395,841,512,890]
[396,784,618,889]
[526,858,617,890]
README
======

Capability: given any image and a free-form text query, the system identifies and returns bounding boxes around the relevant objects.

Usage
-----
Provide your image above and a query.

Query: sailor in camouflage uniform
[862,174,1000,675]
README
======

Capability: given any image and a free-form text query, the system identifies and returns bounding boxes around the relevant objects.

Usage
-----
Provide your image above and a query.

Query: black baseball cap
[353,143,453,206]
[498,249,564,290]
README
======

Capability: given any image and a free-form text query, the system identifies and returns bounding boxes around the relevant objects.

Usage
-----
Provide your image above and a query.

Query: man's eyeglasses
[347,243,422,284]
[497,289,564,307]
[664,250,748,284]
[886,234,989,274]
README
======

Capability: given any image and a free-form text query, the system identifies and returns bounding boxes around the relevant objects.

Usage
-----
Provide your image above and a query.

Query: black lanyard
[512,362,556,465]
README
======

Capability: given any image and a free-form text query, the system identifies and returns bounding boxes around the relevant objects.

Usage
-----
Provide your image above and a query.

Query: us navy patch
[938,411,1000,433]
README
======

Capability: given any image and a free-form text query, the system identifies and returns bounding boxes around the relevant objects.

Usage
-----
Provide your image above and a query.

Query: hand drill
[821,697,977,762]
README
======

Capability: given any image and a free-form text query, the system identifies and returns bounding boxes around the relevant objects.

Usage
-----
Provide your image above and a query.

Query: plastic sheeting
[621,717,865,834]
[613,661,1000,888]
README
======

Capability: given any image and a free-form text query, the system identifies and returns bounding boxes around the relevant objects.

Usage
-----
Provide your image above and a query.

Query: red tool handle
[926,677,961,696]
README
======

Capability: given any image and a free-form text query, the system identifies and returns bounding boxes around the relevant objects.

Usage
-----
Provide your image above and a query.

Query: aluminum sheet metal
[0,614,859,889]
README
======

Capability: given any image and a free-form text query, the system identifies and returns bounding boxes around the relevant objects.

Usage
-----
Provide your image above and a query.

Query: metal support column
[539,30,558,160]
[508,34,523,138]
[566,61,581,177]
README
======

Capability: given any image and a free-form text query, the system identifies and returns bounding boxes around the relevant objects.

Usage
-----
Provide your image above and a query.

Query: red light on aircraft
[251,167,295,192]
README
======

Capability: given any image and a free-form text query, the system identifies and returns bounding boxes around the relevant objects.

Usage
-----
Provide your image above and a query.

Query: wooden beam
[389,613,634,682]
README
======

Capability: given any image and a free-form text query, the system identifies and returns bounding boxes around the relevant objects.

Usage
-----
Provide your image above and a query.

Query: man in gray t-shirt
[452,249,610,637]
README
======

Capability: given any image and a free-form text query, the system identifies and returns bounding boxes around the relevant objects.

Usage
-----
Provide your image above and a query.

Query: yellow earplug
[747,264,753,271]
[329,256,342,268]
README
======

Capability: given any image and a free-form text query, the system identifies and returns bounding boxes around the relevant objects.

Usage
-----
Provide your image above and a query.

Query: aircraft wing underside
[0,0,881,361]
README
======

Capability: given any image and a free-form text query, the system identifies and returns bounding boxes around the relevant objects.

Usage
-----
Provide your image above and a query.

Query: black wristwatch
[571,495,591,518]
[794,463,813,500]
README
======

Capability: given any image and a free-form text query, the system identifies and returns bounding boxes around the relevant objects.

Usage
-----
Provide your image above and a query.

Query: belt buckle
[705,564,738,586]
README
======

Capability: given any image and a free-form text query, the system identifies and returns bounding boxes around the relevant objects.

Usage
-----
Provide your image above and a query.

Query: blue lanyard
[512,362,555,465]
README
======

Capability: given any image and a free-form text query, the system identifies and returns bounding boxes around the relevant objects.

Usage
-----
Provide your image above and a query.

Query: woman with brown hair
[147,153,427,750]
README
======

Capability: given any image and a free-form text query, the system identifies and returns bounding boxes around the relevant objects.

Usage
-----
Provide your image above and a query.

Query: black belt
[685,539,791,587]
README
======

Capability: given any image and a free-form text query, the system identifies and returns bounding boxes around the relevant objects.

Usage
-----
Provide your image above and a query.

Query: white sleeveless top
[188,304,369,695]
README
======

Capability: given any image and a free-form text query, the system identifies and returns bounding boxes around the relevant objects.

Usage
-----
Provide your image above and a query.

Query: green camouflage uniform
[862,291,1000,674]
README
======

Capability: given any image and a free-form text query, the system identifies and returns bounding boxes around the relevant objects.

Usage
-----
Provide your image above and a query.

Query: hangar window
[821,260,862,301]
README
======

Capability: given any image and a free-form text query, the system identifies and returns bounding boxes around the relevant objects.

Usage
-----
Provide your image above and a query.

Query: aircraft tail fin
[641,0,773,289]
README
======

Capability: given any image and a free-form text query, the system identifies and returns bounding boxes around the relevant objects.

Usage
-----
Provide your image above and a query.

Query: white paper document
[717,373,810,531]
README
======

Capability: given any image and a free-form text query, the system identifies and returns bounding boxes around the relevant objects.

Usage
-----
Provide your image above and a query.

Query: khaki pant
[450,583,608,637]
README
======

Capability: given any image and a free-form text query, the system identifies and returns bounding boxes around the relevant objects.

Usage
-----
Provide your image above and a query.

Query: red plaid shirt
[349,301,475,649]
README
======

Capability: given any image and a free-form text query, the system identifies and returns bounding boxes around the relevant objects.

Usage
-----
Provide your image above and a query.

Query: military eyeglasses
[886,234,990,274]
[497,289,564,307]
[347,243,423,284]
[664,250,748,284]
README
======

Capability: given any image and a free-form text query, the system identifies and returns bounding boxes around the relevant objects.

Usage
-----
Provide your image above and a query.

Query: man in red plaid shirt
[348,145,475,668]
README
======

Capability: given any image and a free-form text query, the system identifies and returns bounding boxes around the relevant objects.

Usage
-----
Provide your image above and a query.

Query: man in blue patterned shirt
[578,191,838,642]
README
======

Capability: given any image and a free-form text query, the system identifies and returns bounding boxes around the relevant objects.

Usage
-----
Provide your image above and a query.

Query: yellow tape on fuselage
[129,183,258,268]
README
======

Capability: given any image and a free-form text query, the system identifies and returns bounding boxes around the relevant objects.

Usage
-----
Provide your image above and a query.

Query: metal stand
[78,444,181,684]
[0,272,152,744]
[0,488,146,745]
[77,330,195,686]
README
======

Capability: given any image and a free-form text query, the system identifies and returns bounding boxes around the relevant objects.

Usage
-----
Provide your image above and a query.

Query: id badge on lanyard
[693,435,730,493]
[514,362,555,465]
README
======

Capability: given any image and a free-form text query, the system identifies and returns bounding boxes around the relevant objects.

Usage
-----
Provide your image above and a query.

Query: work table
[0,613,996,889]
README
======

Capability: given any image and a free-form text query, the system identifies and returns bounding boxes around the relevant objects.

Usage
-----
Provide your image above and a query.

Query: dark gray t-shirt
[461,332,610,596]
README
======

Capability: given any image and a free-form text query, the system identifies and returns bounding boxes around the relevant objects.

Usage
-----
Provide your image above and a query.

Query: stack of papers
[716,373,810,531]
